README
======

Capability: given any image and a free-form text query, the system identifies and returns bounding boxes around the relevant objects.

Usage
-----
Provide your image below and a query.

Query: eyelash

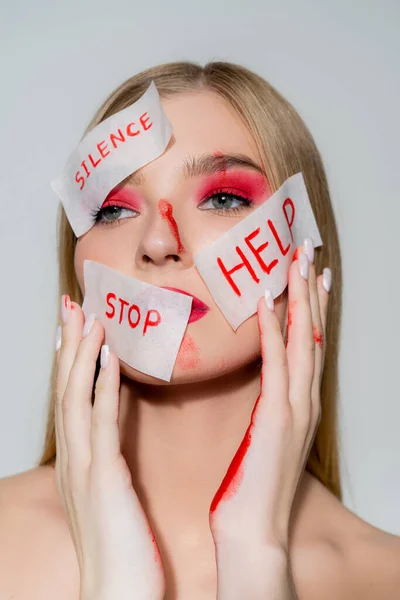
[90,189,254,228]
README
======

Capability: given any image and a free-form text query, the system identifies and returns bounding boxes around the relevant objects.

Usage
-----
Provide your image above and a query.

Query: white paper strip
[194,172,323,330]
[82,260,193,381]
[51,81,173,238]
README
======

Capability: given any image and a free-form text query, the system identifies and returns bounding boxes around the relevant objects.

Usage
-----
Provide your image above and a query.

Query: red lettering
[81,160,90,177]
[282,198,295,242]
[268,219,290,256]
[217,247,260,297]
[118,298,129,324]
[75,171,85,190]
[105,292,116,318]
[110,128,125,148]
[128,304,141,328]
[143,309,161,335]
[88,153,101,168]
[97,140,110,158]
[140,112,153,131]
[126,122,140,137]
[245,227,278,275]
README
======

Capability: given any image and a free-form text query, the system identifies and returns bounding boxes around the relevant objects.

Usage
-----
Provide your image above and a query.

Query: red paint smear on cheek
[176,334,200,370]
[210,394,261,515]
[158,199,184,253]
[313,325,324,348]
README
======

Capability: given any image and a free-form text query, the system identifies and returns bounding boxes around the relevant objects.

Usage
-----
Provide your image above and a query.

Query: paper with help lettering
[51,81,172,238]
[82,260,192,381]
[194,172,323,330]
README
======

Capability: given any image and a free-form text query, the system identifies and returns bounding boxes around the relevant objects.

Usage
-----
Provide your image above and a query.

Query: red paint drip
[286,300,296,347]
[313,325,324,348]
[158,199,184,253]
[210,394,261,514]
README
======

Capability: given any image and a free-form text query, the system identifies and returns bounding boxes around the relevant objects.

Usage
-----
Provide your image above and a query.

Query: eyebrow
[121,152,266,187]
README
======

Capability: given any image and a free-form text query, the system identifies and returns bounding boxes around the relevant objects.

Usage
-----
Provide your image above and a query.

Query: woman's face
[74,90,287,384]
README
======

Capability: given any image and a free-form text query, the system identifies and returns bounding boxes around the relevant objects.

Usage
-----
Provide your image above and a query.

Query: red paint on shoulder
[209,394,261,515]
[158,199,184,253]
[313,325,324,348]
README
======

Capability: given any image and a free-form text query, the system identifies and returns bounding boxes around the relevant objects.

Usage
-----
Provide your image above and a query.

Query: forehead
[160,90,260,161]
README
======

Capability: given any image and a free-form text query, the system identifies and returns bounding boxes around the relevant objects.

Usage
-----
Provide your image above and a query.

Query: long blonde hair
[38,61,343,500]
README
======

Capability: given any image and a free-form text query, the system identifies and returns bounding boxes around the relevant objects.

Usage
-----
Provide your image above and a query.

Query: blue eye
[91,205,139,227]
[198,192,253,215]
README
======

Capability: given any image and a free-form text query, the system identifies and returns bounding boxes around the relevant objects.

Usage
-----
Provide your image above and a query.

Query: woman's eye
[93,205,139,226]
[198,192,252,213]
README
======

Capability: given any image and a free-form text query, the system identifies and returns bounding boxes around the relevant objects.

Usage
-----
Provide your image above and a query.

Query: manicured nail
[61,294,71,324]
[264,289,274,311]
[303,237,314,264]
[83,313,96,338]
[55,326,62,351]
[322,267,332,292]
[100,344,110,369]
[299,253,309,280]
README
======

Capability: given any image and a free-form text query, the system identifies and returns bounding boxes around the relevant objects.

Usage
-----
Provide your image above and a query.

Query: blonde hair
[38,61,343,500]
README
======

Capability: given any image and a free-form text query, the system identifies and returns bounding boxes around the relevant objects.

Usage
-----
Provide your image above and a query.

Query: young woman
[1,61,399,600]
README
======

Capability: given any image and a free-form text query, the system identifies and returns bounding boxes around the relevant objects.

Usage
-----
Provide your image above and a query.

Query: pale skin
[1,90,400,600]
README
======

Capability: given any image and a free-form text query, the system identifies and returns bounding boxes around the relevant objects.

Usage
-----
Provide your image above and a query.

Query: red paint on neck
[158,199,184,253]
[209,394,261,514]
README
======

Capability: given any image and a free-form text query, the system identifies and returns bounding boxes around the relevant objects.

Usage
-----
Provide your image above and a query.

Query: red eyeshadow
[101,185,142,211]
[196,170,269,205]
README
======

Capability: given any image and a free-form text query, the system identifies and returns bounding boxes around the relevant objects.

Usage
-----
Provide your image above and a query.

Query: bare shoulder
[0,465,79,600]
[291,471,400,600]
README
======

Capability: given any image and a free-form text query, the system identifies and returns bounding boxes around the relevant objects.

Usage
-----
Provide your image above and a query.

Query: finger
[62,315,104,470]
[91,346,123,466]
[316,268,331,380]
[286,249,315,412]
[55,296,85,477]
[307,261,324,402]
[256,291,289,419]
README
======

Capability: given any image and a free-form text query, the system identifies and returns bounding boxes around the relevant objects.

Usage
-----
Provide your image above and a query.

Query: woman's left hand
[209,238,331,599]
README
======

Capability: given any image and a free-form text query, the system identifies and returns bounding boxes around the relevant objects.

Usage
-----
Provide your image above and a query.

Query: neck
[118,359,262,542]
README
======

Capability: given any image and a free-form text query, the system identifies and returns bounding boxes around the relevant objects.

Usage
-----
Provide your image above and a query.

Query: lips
[161,287,210,323]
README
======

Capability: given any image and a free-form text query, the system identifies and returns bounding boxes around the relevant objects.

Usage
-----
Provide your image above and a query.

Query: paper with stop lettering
[51,81,173,238]
[82,260,192,381]
[194,172,323,331]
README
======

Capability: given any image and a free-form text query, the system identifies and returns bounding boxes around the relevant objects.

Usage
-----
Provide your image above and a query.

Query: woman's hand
[208,238,331,599]
[54,298,165,600]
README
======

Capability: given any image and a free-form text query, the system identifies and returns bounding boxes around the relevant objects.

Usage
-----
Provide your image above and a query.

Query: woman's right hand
[54,295,166,600]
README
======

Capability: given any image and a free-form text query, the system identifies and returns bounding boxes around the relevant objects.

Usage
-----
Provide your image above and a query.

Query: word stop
[105,292,161,336]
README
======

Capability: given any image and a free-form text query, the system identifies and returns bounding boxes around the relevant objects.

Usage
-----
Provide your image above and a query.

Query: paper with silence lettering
[82,260,192,381]
[194,172,323,330]
[51,81,173,238]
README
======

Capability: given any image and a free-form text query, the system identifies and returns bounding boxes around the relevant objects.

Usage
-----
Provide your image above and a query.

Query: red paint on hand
[158,199,184,253]
[313,325,324,348]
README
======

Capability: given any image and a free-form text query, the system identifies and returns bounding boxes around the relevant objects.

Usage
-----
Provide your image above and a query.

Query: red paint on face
[209,394,261,514]
[196,170,269,206]
[176,334,200,370]
[158,199,185,253]
[313,325,324,348]
[101,185,142,211]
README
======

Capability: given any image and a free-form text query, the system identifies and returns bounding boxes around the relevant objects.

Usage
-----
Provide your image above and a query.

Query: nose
[135,199,187,269]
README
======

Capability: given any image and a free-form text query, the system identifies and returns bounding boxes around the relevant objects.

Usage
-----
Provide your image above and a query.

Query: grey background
[0,0,399,533]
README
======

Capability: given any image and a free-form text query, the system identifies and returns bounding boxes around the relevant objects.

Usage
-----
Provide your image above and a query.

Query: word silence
[194,172,323,330]
[51,81,173,238]
[82,260,192,381]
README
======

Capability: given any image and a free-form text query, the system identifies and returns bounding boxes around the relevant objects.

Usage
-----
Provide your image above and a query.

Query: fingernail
[322,267,332,292]
[55,326,62,351]
[100,344,110,369]
[264,289,274,311]
[303,237,314,264]
[83,313,96,338]
[299,253,309,280]
[61,294,71,324]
